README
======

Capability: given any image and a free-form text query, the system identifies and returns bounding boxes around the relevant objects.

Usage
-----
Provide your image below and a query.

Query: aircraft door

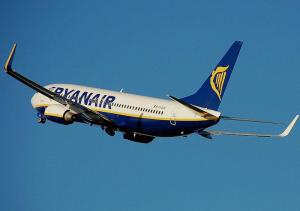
[170,112,176,126]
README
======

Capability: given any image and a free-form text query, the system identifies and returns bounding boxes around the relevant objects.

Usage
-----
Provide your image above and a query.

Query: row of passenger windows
[110,102,164,115]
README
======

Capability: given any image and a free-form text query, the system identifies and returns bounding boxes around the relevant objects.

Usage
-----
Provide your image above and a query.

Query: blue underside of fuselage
[35,107,218,137]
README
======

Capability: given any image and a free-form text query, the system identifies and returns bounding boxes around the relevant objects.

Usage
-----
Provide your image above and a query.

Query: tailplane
[182,41,243,110]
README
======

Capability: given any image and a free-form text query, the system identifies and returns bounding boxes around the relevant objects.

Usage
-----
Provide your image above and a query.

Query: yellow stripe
[34,104,49,108]
[220,73,224,90]
[217,73,221,92]
[219,73,223,94]
[220,72,226,95]
[216,74,221,90]
[34,104,218,122]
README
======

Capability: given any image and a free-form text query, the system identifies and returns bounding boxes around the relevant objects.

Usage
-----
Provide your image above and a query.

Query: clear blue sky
[1,0,300,210]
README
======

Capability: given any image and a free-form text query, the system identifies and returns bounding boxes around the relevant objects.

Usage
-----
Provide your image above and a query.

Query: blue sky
[1,0,300,210]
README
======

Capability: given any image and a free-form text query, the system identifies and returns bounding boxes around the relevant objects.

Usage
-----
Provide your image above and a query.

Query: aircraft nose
[31,93,39,108]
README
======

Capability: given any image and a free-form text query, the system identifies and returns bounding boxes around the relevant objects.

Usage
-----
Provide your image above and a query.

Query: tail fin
[181,41,243,110]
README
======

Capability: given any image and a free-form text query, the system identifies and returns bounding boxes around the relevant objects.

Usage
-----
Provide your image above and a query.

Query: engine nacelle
[123,132,154,144]
[44,104,76,125]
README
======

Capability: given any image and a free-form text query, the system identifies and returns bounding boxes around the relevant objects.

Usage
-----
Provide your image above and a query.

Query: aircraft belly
[103,112,216,137]
[138,119,217,137]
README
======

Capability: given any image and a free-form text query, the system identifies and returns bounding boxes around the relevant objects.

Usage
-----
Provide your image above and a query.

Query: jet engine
[123,132,155,143]
[44,104,77,125]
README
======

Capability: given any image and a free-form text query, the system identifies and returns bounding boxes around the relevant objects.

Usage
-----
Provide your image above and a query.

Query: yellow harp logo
[210,65,229,100]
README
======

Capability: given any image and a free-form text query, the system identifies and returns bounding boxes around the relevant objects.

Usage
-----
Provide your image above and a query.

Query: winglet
[4,43,17,72]
[279,115,299,137]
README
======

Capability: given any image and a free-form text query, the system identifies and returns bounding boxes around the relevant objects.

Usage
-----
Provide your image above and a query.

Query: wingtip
[279,115,299,137]
[4,43,17,72]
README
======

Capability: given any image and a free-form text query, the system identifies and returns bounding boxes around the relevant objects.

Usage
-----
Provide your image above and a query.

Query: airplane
[3,41,299,143]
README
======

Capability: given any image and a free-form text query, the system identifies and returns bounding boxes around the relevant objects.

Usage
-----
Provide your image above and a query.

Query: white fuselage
[31,84,218,137]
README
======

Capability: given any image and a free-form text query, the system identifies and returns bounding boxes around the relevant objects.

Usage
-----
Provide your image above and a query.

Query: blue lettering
[103,96,116,109]
[64,88,74,98]
[79,91,93,105]
[53,87,117,110]
[89,94,100,107]
[54,87,64,95]
[99,95,107,107]
[70,90,80,103]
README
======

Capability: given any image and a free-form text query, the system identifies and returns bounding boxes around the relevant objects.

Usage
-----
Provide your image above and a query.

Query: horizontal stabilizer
[221,115,285,125]
[198,115,299,138]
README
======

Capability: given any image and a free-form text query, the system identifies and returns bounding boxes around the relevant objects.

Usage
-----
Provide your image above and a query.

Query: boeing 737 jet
[3,42,299,143]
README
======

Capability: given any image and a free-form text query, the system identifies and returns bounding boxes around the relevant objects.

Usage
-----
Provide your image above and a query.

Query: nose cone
[31,93,50,108]
[31,93,39,108]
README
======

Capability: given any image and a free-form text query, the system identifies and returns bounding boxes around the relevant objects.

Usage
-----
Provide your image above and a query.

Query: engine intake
[44,104,77,125]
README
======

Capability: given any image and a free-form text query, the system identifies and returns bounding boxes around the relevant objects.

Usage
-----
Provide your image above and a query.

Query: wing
[198,115,299,139]
[4,43,114,126]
